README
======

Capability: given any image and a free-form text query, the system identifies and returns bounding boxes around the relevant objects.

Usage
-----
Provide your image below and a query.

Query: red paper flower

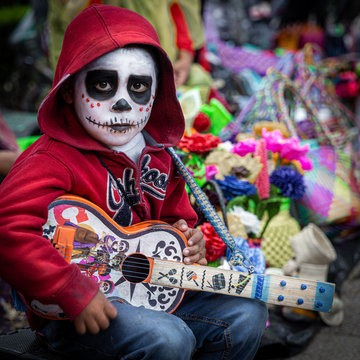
[200,222,227,262]
[193,112,211,132]
[177,133,221,154]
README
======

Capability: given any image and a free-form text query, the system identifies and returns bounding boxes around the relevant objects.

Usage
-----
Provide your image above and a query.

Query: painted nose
[112,98,132,111]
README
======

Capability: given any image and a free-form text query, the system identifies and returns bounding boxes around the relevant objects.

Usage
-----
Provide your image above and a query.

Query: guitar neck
[150,259,334,312]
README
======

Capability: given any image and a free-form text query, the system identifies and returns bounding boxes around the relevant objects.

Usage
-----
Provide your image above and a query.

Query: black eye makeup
[127,75,152,104]
[85,70,118,100]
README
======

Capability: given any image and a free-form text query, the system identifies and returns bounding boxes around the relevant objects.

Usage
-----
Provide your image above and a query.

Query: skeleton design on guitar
[34,195,335,319]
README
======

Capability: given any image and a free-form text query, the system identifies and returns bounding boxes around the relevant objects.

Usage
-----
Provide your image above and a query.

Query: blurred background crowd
[1,0,360,114]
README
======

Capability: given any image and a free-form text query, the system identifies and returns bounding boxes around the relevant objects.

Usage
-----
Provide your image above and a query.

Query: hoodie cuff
[56,264,99,319]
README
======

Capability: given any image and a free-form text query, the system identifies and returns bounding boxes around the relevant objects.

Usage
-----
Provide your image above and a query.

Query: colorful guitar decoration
[33,194,335,319]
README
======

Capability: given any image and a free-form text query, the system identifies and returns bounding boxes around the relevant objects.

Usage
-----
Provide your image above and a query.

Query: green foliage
[0,5,30,26]
[226,185,289,238]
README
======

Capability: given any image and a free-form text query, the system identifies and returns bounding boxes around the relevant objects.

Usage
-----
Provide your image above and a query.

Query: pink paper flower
[297,155,313,171]
[279,137,310,161]
[205,165,218,180]
[262,128,285,153]
[261,129,312,170]
[232,138,257,156]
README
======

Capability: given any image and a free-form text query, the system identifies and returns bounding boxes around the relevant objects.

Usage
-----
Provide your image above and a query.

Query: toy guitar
[34,194,334,319]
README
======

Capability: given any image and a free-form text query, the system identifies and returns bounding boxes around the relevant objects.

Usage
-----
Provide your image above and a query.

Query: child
[0,5,267,359]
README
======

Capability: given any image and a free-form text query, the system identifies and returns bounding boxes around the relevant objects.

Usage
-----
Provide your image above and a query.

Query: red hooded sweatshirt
[0,5,196,330]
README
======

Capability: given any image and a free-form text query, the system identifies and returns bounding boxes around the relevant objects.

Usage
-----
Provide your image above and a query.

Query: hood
[38,4,184,151]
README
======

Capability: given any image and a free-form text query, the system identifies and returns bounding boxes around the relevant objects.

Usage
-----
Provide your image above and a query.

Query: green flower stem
[258,196,289,239]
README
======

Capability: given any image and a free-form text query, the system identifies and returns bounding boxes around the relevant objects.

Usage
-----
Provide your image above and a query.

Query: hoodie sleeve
[169,1,195,56]
[169,0,205,54]
[0,149,99,321]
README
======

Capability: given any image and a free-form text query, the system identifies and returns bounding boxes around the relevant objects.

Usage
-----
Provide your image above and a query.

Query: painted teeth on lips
[110,124,131,131]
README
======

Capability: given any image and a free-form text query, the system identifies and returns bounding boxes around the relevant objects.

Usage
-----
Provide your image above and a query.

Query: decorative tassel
[255,139,270,199]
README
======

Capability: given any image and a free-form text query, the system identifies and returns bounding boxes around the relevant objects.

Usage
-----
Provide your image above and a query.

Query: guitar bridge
[52,225,76,263]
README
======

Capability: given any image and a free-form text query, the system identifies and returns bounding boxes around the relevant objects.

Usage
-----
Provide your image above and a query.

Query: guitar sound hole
[122,253,150,283]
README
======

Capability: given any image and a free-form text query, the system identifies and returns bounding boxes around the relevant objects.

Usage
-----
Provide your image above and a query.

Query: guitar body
[33,194,334,320]
[38,195,187,318]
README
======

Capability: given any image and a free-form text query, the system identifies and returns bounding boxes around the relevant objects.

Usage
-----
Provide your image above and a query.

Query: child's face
[73,47,157,147]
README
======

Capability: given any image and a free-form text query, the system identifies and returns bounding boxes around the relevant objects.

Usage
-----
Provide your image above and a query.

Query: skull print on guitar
[73,47,158,156]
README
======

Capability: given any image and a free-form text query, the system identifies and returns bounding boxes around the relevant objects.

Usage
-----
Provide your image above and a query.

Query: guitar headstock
[255,273,334,312]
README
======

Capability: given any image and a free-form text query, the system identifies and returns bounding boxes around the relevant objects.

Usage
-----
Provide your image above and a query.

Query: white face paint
[73,47,157,147]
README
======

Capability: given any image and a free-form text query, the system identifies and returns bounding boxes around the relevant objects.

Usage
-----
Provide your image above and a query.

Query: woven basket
[260,201,300,268]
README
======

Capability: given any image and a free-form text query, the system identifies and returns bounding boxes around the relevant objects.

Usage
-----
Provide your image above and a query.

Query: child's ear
[60,79,74,104]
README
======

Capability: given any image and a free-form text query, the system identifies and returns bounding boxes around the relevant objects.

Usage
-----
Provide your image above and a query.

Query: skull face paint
[73,47,157,147]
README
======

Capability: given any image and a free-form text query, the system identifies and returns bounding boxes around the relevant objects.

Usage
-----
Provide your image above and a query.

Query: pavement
[288,260,360,360]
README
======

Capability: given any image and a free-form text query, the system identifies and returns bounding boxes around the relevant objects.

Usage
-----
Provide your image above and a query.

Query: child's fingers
[74,319,86,335]
[105,301,118,319]
[172,220,206,265]
[197,257,208,266]
[183,244,206,264]
[95,312,111,331]
[85,316,101,334]
[92,301,117,332]
[183,243,200,257]
[183,251,206,265]
[73,292,117,335]
[187,229,203,247]
[172,219,188,232]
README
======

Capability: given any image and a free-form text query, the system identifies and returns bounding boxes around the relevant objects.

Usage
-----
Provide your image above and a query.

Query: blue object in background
[226,236,266,274]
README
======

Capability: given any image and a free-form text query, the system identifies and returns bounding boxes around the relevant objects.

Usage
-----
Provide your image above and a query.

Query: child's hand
[73,290,117,335]
[172,219,207,266]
